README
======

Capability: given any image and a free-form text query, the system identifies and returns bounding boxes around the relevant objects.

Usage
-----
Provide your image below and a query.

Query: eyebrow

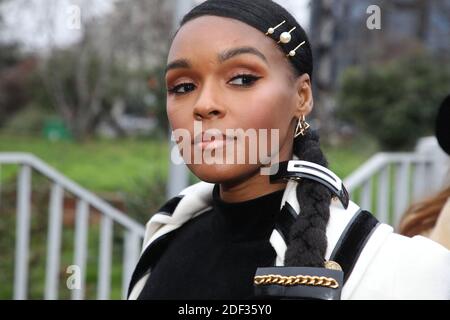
[218,46,268,64]
[165,59,191,74]
[165,46,268,74]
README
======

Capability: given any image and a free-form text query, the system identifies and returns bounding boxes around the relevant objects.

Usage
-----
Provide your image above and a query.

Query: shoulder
[348,230,450,299]
[142,182,214,250]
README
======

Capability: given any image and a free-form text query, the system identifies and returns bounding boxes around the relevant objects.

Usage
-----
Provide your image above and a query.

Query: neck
[219,170,287,203]
[219,137,294,203]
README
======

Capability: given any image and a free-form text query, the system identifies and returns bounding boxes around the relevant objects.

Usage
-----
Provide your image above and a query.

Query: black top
[137,184,285,300]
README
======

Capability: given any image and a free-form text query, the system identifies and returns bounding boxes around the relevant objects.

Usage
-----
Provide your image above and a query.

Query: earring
[265,20,286,35]
[277,27,296,44]
[294,115,310,138]
[287,40,306,57]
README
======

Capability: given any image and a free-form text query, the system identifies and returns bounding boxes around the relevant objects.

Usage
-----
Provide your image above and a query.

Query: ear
[294,73,313,118]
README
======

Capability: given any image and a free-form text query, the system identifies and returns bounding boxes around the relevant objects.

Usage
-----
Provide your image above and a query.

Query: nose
[193,84,226,121]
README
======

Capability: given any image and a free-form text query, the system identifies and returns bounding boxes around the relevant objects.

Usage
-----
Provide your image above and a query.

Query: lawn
[0,134,170,194]
[324,137,379,178]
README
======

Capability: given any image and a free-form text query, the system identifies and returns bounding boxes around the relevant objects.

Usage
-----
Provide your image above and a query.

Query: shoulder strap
[329,210,380,283]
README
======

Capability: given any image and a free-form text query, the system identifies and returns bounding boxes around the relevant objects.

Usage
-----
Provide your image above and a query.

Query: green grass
[324,137,378,179]
[0,134,169,193]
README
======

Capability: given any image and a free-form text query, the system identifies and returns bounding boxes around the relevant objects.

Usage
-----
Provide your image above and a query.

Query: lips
[192,131,236,150]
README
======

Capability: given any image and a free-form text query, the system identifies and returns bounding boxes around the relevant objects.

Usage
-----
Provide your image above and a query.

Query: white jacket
[129,179,450,300]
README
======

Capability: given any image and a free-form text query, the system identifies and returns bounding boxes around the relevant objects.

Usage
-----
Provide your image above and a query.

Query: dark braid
[285,131,332,267]
[179,0,331,268]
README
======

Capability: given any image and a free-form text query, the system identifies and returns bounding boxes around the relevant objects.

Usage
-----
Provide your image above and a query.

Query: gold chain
[254,274,339,289]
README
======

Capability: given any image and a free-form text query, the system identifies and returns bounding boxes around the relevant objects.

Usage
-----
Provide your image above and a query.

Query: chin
[187,163,261,185]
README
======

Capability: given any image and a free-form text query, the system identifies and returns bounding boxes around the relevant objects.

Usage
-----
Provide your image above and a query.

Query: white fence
[0,153,145,300]
[344,137,449,228]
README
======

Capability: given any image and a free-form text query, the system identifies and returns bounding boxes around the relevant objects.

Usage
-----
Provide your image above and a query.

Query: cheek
[166,103,176,126]
[233,81,294,136]
[167,102,189,130]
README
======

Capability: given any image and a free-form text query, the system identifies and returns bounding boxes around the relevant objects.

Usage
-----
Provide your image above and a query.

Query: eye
[228,74,262,87]
[167,83,196,95]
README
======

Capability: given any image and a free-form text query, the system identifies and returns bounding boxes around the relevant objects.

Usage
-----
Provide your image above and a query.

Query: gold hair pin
[287,40,305,57]
[265,20,286,35]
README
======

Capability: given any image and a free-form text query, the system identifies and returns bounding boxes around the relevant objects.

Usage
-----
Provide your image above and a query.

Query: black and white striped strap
[329,210,380,283]
[270,160,350,209]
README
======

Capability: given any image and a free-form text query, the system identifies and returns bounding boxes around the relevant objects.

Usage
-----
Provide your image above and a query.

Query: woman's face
[165,16,311,185]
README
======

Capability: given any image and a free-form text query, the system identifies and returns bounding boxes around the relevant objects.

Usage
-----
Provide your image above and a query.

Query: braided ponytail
[284,130,332,267]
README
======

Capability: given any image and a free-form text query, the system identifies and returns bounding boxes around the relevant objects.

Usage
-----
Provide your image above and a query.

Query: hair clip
[287,40,306,57]
[277,27,296,44]
[265,20,286,35]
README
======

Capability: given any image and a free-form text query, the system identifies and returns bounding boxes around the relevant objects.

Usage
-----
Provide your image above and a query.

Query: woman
[400,95,450,250]
[128,0,449,300]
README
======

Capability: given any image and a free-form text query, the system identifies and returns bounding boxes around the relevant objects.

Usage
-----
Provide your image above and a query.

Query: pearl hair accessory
[277,27,296,44]
[266,20,306,58]
[265,20,286,35]
[287,40,306,57]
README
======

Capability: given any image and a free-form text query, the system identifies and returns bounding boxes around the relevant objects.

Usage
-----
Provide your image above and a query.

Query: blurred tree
[149,65,170,136]
[337,52,450,150]
[39,0,174,140]
[311,0,450,142]
[0,43,37,129]
[123,173,167,224]
[310,0,337,138]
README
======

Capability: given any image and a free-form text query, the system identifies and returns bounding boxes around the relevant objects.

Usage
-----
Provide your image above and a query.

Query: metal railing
[0,153,145,300]
[343,139,448,228]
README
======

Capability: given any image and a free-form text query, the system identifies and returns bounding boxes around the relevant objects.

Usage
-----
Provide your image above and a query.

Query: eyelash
[167,83,195,95]
[229,73,263,87]
[167,73,262,95]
